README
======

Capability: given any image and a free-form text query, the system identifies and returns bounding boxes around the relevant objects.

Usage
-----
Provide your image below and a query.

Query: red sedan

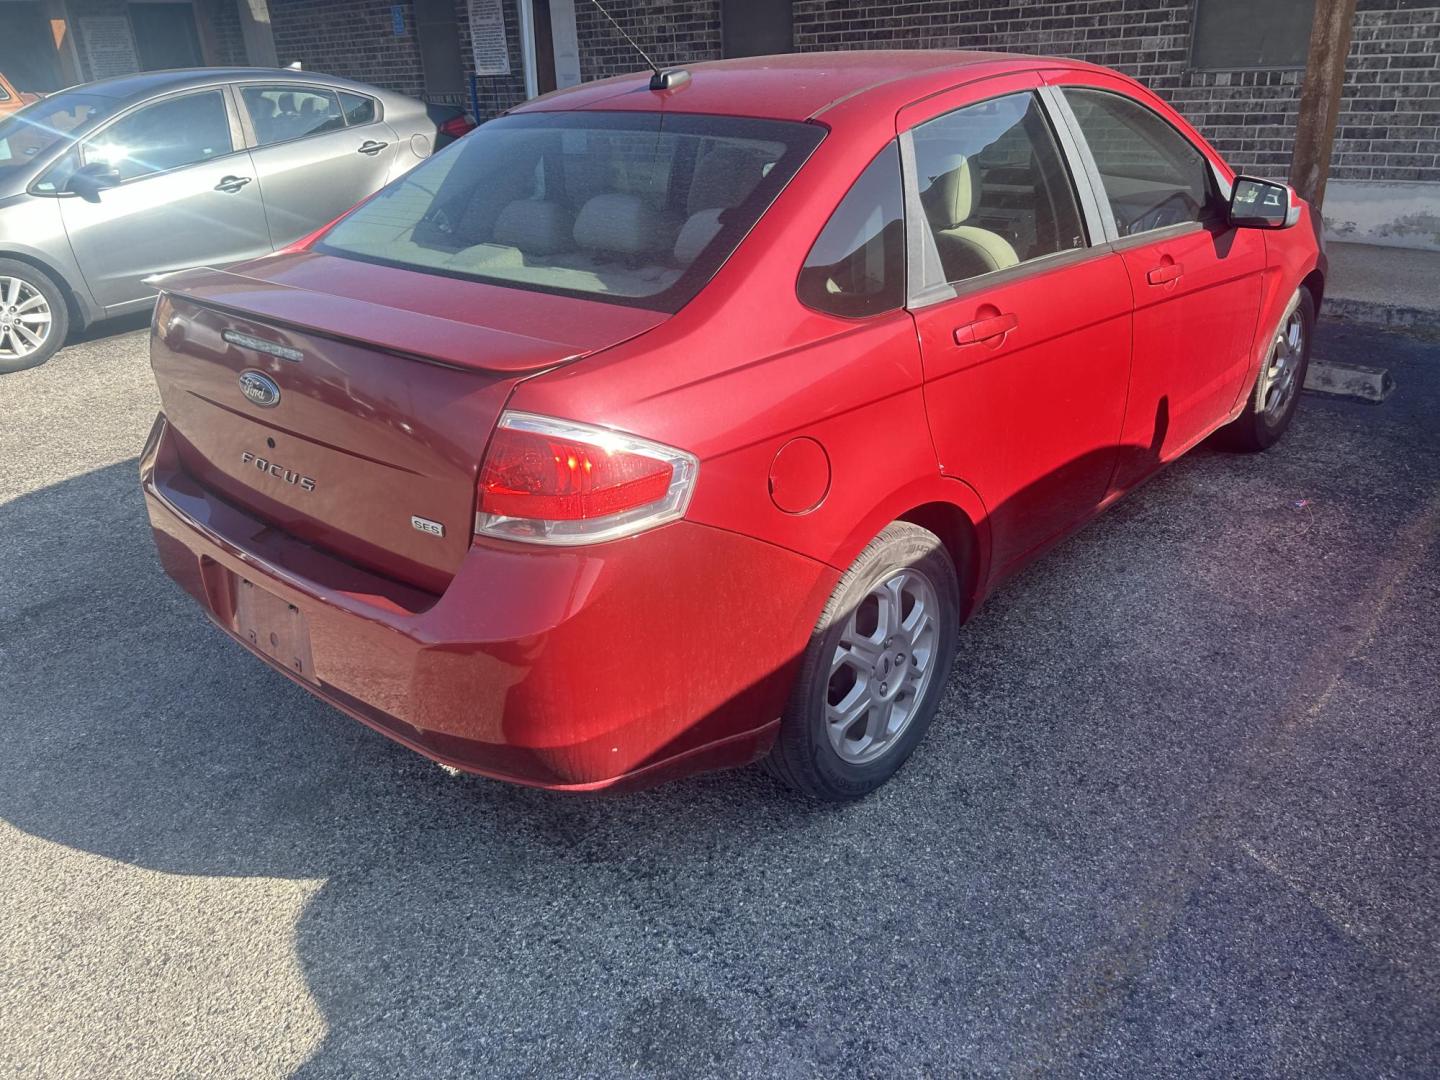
[142,52,1324,799]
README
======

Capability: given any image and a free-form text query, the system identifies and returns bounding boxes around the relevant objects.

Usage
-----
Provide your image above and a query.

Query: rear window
[319,111,824,313]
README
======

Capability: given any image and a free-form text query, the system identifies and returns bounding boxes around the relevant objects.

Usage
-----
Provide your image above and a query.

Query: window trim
[1048,85,1231,245]
[233,81,381,152]
[900,87,1107,312]
[62,85,246,190]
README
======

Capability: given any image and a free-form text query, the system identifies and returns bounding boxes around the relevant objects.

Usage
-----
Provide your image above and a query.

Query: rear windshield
[319,111,824,312]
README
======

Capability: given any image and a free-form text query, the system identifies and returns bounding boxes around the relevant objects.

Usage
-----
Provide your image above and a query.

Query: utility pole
[1289,0,1359,210]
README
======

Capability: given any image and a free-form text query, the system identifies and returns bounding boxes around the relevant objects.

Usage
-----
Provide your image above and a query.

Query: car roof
[62,67,404,105]
[513,50,1111,122]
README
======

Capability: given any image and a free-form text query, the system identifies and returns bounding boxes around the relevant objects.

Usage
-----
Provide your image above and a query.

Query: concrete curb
[1305,359,1396,404]
[1322,297,1440,339]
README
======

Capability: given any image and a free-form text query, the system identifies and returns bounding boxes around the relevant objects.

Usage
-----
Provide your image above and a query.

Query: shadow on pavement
[2,329,1438,1076]
[69,311,154,345]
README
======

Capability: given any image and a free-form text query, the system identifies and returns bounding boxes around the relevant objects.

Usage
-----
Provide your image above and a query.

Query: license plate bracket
[234,579,317,683]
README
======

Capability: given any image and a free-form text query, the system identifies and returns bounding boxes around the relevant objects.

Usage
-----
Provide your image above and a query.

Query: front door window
[83,91,233,181]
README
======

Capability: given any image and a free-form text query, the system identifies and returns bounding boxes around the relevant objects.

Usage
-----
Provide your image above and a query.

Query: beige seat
[920,153,1019,282]
[673,145,772,265]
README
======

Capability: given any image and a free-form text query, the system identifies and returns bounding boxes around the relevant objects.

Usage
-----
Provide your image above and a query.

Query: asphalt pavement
[1,316,1437,1078]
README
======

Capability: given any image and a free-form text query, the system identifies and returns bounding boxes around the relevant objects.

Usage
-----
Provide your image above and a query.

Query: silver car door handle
[215,175,252,193]
[357,141,388,156]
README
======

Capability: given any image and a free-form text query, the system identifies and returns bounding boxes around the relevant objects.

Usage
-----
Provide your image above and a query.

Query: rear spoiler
[147,265,584,374]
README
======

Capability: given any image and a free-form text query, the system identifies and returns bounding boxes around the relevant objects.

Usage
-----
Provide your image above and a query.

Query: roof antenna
[586,0,690,91]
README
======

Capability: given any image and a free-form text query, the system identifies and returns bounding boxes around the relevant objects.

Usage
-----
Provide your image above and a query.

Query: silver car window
[241,85,346,146]
[337,92,379,126]
[82,90,233,182]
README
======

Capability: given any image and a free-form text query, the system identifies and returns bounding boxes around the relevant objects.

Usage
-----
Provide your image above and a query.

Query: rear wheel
[765,522,959,800]
[1219,287,1314,452]
[0,259,69,374]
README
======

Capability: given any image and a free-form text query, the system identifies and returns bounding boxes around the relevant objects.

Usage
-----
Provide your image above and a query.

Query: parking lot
[1,316,1437,1077]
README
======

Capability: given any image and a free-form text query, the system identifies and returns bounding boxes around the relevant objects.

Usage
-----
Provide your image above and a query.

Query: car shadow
[69,310,153,345]
[2,364,1436,1076]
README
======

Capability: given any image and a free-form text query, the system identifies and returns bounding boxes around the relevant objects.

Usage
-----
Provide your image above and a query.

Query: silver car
[0,67,437,372]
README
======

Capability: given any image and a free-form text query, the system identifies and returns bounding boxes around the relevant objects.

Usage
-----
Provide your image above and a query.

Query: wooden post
[1289,0,1359,210]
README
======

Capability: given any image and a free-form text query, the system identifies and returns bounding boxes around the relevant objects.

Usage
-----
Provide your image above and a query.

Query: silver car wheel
[826,568,940,765]
[1261,305,1305,417]
[0,276,54,361]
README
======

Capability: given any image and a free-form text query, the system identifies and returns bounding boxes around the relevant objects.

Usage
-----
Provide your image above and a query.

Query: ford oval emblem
[238,369,281,408]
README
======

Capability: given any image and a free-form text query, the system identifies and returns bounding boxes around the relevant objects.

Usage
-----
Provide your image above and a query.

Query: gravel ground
[1,317,1437,1078]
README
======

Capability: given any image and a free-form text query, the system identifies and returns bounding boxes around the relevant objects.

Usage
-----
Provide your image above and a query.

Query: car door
[58,87,269,310]
[1048,74,1266,489]
[236,83,400,247]
[902,76,1133,575]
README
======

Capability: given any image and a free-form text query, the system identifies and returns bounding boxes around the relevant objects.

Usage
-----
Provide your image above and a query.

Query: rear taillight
[439,115,476,139]
[475,412,698,546]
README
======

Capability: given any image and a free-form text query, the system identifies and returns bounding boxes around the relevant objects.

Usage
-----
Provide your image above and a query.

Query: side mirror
[67,161,122,202]
[1228,176,1295,230]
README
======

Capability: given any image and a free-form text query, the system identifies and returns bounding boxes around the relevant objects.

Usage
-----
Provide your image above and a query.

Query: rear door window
[1062,88,1219,236]
[82,91,233,181]
[241,85,345,147]
[338,91,379,126]
[796,143,906,318]
[911,92,1086,290]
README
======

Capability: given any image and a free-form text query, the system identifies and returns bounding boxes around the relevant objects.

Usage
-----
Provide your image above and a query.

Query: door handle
[953,311,1019,346]
[215,175,252,193]
[1146,262,1183,285]
[357,140,388,156]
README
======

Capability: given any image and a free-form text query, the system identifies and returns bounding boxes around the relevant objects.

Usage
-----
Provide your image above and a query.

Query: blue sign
[391,5,406,36]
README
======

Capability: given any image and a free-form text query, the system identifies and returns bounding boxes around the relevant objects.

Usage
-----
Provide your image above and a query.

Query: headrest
[573,193,673,256]
[673,209,722,266]
[920,153,976,229]
[687,146,767,215]
[493,199,574,256]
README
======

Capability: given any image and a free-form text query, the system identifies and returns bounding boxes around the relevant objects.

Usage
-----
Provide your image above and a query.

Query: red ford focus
[142,52,1324,799]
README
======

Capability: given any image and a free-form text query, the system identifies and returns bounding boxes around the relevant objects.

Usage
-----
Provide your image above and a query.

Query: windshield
[0,93,119,181]
[319,111,824,312]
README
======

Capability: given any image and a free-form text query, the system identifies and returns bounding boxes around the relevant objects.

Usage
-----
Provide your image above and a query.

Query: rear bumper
[141,414,836,791]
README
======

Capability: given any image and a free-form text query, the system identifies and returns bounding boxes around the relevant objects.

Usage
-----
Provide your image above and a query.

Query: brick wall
[569,0,1437,185]
[269,0,428,98]
[573,0,721,81]
[259,0,1437,185]
[791,0,1439,184]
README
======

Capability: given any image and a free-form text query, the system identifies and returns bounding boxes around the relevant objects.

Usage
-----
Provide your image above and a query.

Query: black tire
[1217,287,1315,452]
[0,258,70,374]
[764,522,960,800]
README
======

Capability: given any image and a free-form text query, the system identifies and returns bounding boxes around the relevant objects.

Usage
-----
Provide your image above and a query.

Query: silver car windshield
[0,93,119,183]
[319,111,824,313]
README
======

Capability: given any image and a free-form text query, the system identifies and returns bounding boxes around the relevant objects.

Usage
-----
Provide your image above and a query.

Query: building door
[0,1,65,93]
[130,2,204,71]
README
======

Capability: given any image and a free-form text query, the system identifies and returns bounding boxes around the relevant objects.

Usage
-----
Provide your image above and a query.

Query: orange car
[0,72,40,118]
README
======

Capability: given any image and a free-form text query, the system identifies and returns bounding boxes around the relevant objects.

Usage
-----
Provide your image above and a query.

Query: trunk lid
[150,253,665,592]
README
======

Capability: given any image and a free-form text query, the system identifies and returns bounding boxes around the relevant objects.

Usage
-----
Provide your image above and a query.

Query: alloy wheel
[1261,306,1305,417]
[0,276,54,362]
[826,568,940,765]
